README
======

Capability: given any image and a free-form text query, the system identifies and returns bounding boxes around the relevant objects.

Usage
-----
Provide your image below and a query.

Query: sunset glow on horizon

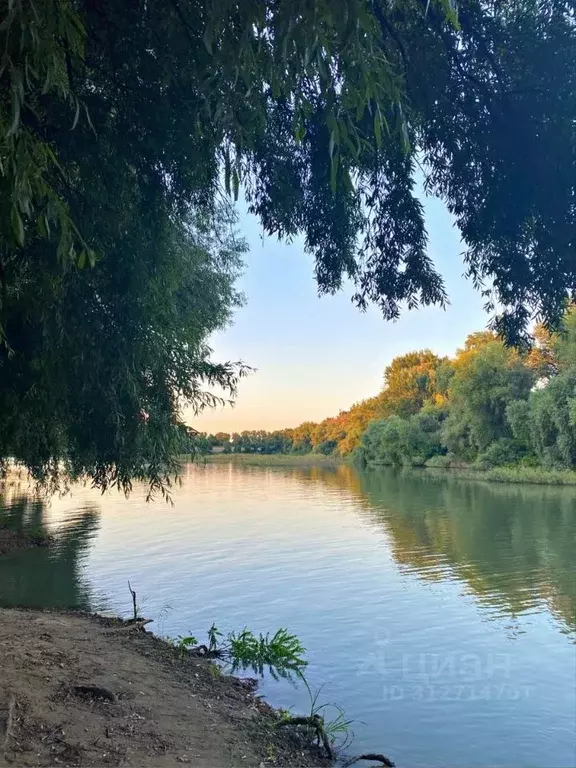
[188,195,488,434]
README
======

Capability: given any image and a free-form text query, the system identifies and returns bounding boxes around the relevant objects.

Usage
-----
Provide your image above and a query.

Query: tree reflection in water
[248,464,576,633]
[0,491,100,610]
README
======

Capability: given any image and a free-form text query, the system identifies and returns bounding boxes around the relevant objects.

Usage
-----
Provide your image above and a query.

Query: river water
[1,462,575,767]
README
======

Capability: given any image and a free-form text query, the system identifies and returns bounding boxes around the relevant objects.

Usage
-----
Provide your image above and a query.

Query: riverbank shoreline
[0,608,328,767]
[200,454,346,467]
[4,454,574,488]
[200,454,576,486]
[369,463,576,486]
[425,465,576,485]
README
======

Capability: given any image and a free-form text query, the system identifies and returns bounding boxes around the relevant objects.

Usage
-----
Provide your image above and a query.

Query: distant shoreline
[421,464,576,486]
[198,453,576,486]
[198,453,346,467]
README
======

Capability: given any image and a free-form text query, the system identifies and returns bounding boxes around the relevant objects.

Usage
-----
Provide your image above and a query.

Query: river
[1,461,575,767]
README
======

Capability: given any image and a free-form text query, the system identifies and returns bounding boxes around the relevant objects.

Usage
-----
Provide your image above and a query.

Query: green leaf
[203,26,213,54]
[7,87,21,137]
[83,103,95,134]
[330,154,339,193]
[374,112,382,148]
[11,206,24,246]
[37,213,48,238]
[294,118,306,145]
[329,124,339,159]
[224,151,231,195]
[72,98,80,129]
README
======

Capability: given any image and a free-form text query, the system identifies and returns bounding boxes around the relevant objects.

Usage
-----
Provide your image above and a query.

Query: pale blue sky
[189,194,488,432]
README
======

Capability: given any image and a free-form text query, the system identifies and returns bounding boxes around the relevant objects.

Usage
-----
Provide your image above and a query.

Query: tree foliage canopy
[356,309,576,469]
[1,0,576,489]
[1,192,247,494]
[441,336,534,458]
[3,0,575,331]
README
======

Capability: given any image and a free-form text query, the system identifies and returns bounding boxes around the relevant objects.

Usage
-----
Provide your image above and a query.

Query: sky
[187,193,489,433]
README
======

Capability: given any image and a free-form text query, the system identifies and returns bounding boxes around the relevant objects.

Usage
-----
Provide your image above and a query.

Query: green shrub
[476,438,525,469]
[425,454,466,469]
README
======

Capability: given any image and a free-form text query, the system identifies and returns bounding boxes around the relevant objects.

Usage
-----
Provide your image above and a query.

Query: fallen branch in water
[193,644,223,658]
[278,714,334,760]
[102,619,153,634]
[342,753,395,767]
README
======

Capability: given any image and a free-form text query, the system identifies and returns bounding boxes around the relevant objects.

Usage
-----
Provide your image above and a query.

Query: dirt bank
[0,609,328,767]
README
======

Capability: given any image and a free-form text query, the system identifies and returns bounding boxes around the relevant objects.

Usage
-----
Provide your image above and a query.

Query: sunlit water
[1,462,575,767]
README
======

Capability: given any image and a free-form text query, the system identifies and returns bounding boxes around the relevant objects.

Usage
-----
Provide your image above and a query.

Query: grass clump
[227,627,307,678]
[423,457,576,485]
[481,466,576,485]
[301,679,356,750]
[169,623,307,679]
[425,454,467,469]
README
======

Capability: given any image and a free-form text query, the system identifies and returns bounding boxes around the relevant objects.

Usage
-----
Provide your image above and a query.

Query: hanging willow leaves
[3,0,575,337]
[1,0,575,490]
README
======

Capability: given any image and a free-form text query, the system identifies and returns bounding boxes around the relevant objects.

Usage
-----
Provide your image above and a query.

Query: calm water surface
[1,462,575,767]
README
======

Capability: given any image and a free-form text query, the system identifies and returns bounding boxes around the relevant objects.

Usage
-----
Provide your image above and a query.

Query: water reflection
[0,463,574,767]
[355,470,576,632]
[0,491,100,609]
[259,464,576,633]
[1,465,574,634]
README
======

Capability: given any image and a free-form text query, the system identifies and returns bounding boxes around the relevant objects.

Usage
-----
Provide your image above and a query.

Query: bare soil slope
[0,609,325,767]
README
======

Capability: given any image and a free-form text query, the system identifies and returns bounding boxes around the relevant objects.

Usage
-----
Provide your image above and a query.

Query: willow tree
[1,0,575,490]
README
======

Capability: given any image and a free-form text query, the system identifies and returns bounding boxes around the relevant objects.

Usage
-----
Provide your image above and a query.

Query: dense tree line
[205,308,576,471]
[357,309,576,469]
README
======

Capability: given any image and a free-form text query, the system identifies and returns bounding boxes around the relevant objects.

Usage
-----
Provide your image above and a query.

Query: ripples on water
[1,463,575,767]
